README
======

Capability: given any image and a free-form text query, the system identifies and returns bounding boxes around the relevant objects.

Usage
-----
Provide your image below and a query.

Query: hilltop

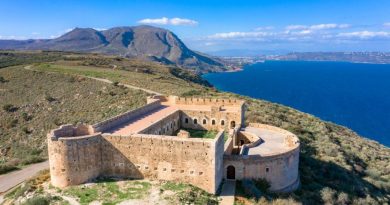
[0,26,225,73]
[0,51,389,204]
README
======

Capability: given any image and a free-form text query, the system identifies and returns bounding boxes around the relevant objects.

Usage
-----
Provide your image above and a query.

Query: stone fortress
[47,95,300,194]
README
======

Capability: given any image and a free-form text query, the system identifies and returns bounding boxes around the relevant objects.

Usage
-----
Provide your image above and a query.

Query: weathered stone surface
[47,95,300,194]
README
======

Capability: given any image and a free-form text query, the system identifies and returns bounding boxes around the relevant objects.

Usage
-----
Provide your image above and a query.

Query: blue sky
[0,0,389,53]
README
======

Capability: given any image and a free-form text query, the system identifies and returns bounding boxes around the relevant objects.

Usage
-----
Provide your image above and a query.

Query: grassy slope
[0,51,389,204]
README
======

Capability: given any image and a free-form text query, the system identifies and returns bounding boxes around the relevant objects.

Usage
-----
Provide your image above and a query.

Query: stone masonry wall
[223,146,300,192]
[93,100,161,133]
[100,133,225,193]
[180,110,242,131]
[138,110,180,136]
[48,132,102,188]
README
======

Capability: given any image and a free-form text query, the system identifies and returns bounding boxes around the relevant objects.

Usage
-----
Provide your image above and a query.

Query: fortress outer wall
[47,125,102,188]
[100,132,224,193]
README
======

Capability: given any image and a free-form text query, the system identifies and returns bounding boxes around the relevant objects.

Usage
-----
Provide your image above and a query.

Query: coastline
[203,61,390,147]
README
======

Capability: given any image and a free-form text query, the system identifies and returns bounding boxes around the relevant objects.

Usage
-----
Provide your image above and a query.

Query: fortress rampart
[48,125,102,188]
[47,125,225,193]
[48,96,300,194]
[224,123,300,192]
[93,100,161,133]
[150,95,245,107]
[99,132,224,193]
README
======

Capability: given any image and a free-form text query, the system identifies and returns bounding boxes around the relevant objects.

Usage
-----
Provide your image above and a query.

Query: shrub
[337,192,350,205]
[53,118,62,126]
[0,76,7,83]
[0,164,18,174]
[8,119,19,128]
[254,178,271,193]
[177,186,219,205]
[44,94,56,102]
[181,90,203,97]
[22,127,32,134]
[109,91,116,96]
[3,104,17,112]
[22,195,51,205]
[320,187,336,205]
[22,112,33,121]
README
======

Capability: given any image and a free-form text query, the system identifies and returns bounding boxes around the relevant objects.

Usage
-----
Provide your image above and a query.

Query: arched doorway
[226,165,235,180]
[230,121,236,128]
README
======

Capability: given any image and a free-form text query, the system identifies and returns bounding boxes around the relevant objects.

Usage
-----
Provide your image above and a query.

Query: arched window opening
[212,119,216,125]
[230,121,236,128]
[221,120,225,126]
[185,118,189,124]
[203,119,207,125]
[240,140,245,146]
[194,119,198,124]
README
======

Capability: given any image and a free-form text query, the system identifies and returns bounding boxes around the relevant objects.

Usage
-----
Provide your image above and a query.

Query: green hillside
[0,51,389,204]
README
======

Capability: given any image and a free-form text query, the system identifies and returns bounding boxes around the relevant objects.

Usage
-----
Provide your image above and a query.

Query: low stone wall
[138,110,180,135]
[93,100,161,133]
[224,138,234,155]
[248,123,299,148]
[238,131,262,155]
[49,124,95,140]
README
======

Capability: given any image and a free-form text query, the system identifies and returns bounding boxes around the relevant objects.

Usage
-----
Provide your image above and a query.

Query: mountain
[0,26,225,72]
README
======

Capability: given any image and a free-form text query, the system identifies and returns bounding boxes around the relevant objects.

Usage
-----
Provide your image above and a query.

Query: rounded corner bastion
[47,95,300,194]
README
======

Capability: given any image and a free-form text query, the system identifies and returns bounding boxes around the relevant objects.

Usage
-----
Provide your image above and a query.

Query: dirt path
[0,161,49,195]
[219,180,236,205]
[24,65,162,95]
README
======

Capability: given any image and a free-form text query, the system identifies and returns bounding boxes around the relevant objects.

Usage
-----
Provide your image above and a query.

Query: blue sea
[203,61,390,147]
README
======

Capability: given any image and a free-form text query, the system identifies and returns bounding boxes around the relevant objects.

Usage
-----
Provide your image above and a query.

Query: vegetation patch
[182,128,218,139]
[64,178,151,204]
[160,181,219,204]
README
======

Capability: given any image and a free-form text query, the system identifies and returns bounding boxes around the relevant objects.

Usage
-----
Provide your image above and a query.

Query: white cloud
[31,32,40,35]
[254,26,274,31]
[384,22,390,27]
[285,23,350,31]
[297,30,312,35]
[285,25,307,30]
[138,17,198,26]
[338,31,390,39]
[170,18,198,26]
[208,31,272,39]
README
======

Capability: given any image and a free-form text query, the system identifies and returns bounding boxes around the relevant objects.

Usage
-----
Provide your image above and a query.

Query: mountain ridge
[0,25,225,72]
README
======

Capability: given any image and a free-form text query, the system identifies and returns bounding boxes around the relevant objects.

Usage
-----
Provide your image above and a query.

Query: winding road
[0,161,49,195]
[24,65,162,95]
